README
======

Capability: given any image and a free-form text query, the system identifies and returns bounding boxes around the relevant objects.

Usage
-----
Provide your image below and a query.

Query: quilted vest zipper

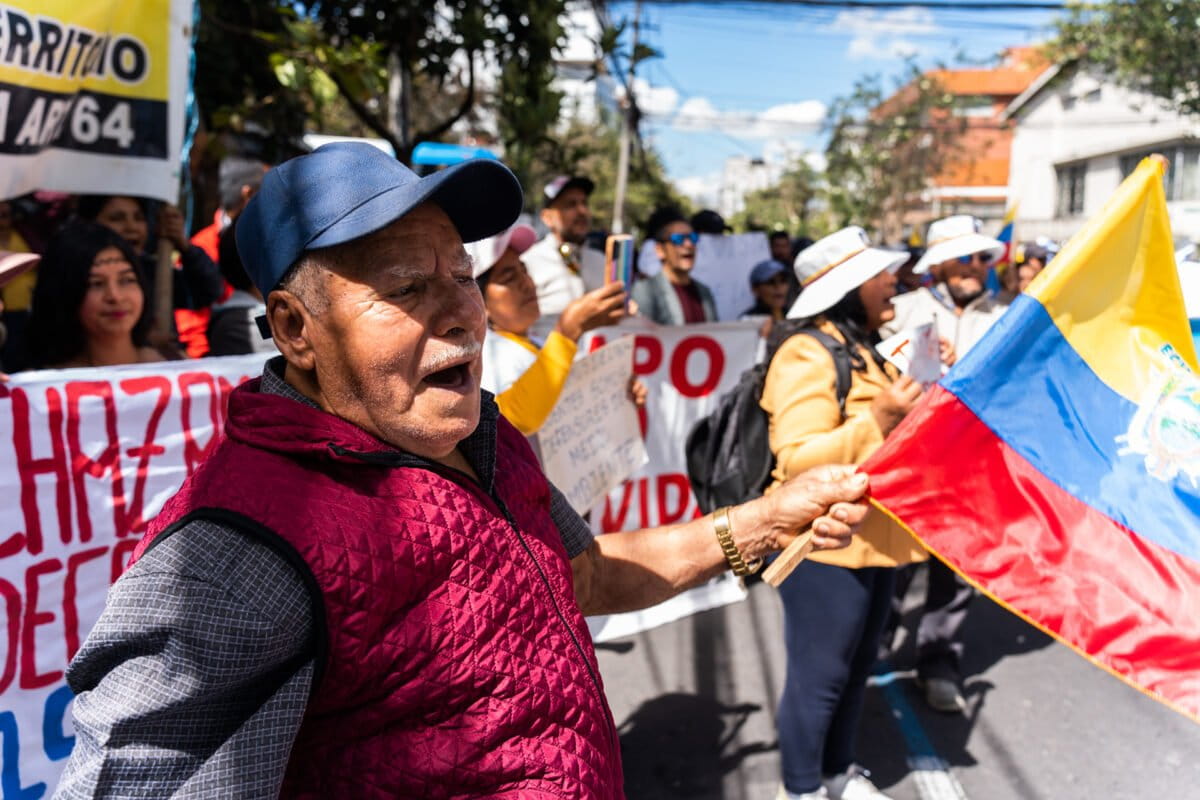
[488,491,619,756]
[327,443,619,755]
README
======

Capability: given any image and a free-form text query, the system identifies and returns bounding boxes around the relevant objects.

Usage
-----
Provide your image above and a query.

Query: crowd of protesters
[0,145,1064,800]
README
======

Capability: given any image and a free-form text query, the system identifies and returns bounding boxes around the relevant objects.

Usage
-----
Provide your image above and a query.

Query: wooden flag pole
[154,236,174,335]
[762,529,815,587]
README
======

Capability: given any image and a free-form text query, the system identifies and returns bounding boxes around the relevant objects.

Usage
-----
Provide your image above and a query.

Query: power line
[634,1,1072,9]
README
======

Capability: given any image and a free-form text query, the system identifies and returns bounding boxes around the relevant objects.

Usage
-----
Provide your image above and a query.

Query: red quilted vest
[133,380,625,799]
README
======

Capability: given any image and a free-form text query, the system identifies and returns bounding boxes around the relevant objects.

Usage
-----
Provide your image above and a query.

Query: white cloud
[616,78,680,117]
[668,97,826,139]
[830,7,938,61]
[675,171,722,208]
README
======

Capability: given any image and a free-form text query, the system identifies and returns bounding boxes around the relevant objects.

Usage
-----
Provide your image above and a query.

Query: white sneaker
[776,784,830,800]
[823,765,894,800]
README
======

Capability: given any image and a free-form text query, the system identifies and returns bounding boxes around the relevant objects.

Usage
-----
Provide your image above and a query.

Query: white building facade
[1006,64,1200,243]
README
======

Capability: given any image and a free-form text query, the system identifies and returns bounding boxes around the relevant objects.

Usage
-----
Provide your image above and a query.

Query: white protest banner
[580,320,763,641]
[0,353,267,795]
[638,233,772,322]
[539,337,647,515]
[0,1,194,203]
[691,233,772,322]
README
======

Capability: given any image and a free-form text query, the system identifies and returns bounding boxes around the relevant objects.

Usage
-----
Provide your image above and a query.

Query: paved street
[596,570,1200,800]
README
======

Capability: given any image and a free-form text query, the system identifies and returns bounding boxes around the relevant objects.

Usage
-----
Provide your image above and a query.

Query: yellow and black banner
[0,1,191,202]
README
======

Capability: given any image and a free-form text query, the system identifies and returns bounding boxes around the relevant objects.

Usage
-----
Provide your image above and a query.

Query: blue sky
[605,2,1061,199]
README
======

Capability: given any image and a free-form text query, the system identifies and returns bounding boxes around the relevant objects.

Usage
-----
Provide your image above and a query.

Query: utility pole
[611,0,641,234]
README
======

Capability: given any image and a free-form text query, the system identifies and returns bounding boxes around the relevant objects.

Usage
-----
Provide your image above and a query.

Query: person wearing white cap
[521,175,596,323]
[877,214,1010,716]
[470,221,628,435]
[764,227,929,800]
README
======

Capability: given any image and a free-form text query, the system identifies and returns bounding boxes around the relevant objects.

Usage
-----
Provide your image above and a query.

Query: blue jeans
[777,559,895,793]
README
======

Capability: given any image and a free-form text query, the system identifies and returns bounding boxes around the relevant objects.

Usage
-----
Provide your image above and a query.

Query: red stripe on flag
[863,385,1200,721]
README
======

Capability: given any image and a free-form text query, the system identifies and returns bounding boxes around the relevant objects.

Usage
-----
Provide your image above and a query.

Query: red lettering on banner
[656,473,693,524]
[118,376,172,537]
[21,558,62,689]
[670,336,724,398]
[587,335,606,354]
[66,381,124,545]
[637,477,650,528]
[63,547,107,660]
[180,372,222,475]
[10,387,71,557]
[602,480,635,530]
[0,578,19,694]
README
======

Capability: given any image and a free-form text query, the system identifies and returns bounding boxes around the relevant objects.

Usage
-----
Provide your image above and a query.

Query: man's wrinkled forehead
[320,203,469,274]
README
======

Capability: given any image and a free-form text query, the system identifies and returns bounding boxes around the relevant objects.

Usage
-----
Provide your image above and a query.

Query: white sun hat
[786,226,908,319]
[465,223,538,279]
[913,214,1005,275]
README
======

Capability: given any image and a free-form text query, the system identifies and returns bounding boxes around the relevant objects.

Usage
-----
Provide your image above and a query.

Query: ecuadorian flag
[864,156,1200,721]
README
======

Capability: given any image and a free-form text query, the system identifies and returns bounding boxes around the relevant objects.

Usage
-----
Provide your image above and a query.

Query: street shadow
[618,693,777,799]
[860,586,1055,790]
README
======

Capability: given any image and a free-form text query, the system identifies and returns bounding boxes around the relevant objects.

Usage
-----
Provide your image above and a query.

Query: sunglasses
[667,232,700,247]
[958,251,994,265]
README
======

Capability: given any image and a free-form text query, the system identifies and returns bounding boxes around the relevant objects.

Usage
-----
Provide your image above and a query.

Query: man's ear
[539,206,557,231]
[266,290,318,371]
[654,240,667,263]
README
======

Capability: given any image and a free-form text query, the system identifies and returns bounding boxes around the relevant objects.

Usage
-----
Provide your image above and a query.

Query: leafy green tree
[528,112,689,232]
[822,65,965,238]
[194,1,571,166]
[1055,0,1200,117]
[730,160,824,236]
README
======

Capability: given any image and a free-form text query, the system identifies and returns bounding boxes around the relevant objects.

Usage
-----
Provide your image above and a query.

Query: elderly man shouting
[54,143,871,800]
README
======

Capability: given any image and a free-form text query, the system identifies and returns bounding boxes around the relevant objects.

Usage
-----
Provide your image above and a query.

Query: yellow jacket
[760,319,926,569]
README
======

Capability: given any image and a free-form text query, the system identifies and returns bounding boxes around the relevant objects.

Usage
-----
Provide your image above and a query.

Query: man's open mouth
[423,363,470,388]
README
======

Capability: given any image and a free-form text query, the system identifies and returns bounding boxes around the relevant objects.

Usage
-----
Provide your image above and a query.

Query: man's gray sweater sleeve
[53,521,315,799]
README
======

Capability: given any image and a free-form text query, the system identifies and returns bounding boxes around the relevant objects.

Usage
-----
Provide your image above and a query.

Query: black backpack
[685,327,852,514]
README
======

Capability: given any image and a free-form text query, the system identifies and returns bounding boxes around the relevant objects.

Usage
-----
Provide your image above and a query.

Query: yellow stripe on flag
[1026,156,1198,402]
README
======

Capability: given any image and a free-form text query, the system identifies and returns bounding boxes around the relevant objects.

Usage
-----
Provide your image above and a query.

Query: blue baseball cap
[749,258,788,286]
[236,142,524,296]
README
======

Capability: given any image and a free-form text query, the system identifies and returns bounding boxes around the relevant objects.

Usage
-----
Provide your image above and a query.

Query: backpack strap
[798,328,853,418]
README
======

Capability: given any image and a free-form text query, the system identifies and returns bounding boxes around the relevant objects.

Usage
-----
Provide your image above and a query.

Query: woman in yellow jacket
[469,223,627,435]
[763,227,926,800]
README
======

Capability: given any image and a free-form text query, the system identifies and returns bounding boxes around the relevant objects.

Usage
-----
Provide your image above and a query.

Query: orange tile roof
[928,47,1051,98]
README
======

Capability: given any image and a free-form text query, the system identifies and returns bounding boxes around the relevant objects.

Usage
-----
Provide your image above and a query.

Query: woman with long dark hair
[77,194,223,352]
[26,221,163,369]
[763,227,929,800]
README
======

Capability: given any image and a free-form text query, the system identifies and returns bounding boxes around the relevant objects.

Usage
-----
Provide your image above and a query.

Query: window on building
[1119,143,1200,202]
[1056,163,1087,217]
[954,95,994,118]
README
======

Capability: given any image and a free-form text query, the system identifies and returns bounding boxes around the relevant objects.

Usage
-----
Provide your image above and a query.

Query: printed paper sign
[0,0,194,202]
[878,322,942,386]
[580,320,763,641]
[540,337,647,515]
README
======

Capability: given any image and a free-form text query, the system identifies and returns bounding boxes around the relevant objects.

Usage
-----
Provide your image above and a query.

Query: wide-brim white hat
[786,227,907,319]
[913,214,1004,274]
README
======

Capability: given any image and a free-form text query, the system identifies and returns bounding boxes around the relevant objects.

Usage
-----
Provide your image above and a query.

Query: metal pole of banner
[154,0,202,350]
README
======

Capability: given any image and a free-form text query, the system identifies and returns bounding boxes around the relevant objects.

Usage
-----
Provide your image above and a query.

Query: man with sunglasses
[878,214,1008,715]
[632,206,719,325]
[885,215,1008,355]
